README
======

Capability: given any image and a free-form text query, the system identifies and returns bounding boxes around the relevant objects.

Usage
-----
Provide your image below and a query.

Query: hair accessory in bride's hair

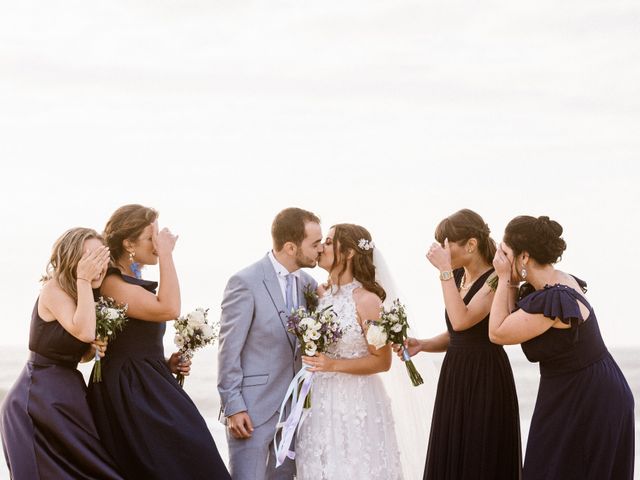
[358,238,375,251]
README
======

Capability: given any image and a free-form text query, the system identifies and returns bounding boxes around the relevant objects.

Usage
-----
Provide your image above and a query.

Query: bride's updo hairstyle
[103,204,158,264]
[331,223,386,302]
[504,215,567,265]
[434,209,496,265]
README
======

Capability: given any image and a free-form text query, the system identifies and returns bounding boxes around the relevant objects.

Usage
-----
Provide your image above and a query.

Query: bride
[295,223,403,480]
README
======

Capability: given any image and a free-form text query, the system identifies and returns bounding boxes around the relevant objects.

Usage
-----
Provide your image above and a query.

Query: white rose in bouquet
[299,317,316,329]
[391,323,403,333]
[305,342,318,356]
[187,309,206,327]
[366,323,388,349]
[307,329,321,341]
[106,308,121,320]
[200,323,214,340]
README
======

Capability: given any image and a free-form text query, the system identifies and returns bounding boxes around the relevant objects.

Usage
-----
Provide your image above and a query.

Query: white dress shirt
[268,250,300,307]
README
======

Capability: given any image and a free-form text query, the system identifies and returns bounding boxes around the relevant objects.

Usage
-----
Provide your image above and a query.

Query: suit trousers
[226,410,296,480]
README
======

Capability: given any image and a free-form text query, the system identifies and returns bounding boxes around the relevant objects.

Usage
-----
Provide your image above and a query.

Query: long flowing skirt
[425,344,521,479]
[296,371,403,480]
[1,359,123,480]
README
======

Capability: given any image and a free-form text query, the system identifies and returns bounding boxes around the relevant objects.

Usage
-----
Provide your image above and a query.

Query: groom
[218,207,323,480]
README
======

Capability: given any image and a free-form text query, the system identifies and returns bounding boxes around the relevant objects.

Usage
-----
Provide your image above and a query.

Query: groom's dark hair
[272,208,320,251]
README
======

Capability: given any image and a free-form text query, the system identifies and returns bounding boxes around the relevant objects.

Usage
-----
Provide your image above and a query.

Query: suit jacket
[217,254,317,428]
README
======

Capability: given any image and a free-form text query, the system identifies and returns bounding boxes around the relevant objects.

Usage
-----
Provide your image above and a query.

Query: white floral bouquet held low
[92,296,128,383]
[366,299,424,386]
[173,308,219,386]
[274,305,342,467]
[286,306,342,408]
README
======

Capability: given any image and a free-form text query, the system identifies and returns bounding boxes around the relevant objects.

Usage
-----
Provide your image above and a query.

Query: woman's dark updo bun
[504,215,566,264]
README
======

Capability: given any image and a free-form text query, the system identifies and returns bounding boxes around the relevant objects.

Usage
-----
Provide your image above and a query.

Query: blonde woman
[0,228,123,479]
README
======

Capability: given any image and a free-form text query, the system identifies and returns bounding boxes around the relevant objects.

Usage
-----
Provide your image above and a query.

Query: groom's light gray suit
[218,253,317,480]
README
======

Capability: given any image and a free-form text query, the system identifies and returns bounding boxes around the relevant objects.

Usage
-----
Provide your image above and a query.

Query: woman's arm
[41,246,110,343]
[441,280,495,331]
[402,330,450,356]
[101,225,180,322]
[427,239,494,331]
[489,247,555,344]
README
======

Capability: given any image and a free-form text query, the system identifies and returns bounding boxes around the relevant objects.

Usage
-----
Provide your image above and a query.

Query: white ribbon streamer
[273,364,315,467]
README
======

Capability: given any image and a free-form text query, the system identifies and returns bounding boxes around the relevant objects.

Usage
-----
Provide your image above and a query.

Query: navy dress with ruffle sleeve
[518,278,634,480]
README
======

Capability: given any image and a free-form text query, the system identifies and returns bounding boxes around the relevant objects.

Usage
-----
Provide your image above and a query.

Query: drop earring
[520,267,527,280]
[129,251,142,279]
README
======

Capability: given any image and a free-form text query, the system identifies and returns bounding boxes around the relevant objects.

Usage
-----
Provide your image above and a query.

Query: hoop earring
[129,251,142,279]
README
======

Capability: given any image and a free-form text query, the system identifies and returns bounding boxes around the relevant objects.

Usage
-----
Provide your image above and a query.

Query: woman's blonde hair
[42,227,103,301]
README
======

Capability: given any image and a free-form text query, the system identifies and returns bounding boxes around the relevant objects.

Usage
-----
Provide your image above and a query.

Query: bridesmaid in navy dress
[87,204,230,479]
[400,209,521,479]
[0,228,123,479]
[490,215,634,480]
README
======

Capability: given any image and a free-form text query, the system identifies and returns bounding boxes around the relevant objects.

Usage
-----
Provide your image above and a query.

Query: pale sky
[1,0,639,349]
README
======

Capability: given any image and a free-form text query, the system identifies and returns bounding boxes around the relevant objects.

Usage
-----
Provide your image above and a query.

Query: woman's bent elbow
[488,331,505,345]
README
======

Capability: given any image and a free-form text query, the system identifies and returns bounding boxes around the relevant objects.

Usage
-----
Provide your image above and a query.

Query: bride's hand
[426,239,452,272]
[302,353,335,372]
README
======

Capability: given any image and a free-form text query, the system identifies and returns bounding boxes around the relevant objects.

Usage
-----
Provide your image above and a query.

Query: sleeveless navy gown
[87,268,230,479]
[0,300,123,479]
[424,268,522,479]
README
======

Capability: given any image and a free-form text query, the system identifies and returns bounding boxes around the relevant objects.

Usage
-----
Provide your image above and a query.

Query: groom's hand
[228,411,254,439]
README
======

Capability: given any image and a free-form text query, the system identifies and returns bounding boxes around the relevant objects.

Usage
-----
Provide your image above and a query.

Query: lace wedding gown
[296,280,403,480]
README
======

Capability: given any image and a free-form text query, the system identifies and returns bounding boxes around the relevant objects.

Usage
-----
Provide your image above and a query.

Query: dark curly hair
[434,209,496,265]
[504,215,566,265]
[331,223,386,302]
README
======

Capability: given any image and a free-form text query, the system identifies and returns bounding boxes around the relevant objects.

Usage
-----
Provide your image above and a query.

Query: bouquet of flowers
[92,296,128,383]
[366,299,424,386]
[274,305,341,467]
[173,307,219,386]
[287,305,342,361]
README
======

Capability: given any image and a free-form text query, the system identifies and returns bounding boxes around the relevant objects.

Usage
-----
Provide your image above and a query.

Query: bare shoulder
[39,280,73,321]
[354,288,382,318]
[100,271,133,296]
[101,271,125,288]
[555,270,585,293]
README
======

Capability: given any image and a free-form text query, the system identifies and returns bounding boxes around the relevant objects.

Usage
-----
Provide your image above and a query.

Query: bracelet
[77,277,92,283]
[439,270,454,281]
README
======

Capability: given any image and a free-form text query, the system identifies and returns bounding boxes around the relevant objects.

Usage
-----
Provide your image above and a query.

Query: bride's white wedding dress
[296,280,403,480]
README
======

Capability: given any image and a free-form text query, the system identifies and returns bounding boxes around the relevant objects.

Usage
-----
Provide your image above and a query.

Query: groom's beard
[295,251,318,269]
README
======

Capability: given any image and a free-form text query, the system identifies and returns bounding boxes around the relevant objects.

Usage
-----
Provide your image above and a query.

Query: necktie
[285,274,295,313]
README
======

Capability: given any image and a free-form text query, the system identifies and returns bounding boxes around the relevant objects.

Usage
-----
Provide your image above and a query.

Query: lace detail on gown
[296,281,403,480]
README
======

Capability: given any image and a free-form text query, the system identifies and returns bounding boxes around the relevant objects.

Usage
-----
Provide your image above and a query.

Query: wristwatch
[439,270,454,281]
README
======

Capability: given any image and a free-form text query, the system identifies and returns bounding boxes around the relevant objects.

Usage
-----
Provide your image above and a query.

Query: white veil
[373,248,439,480]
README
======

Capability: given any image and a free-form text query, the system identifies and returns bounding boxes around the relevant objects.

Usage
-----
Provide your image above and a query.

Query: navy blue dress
[87,268,230,480]
[424,269,522,479]
[0,300,123,479]
[518,278,635,480]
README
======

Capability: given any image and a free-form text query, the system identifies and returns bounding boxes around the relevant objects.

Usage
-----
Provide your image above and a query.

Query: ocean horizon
[1,344,637,479]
